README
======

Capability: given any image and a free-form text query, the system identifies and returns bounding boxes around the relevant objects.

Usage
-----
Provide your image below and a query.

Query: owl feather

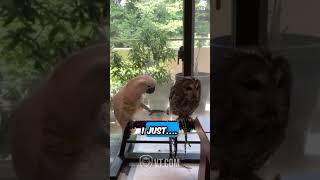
[213,48,291,180]
[168,77,201,155]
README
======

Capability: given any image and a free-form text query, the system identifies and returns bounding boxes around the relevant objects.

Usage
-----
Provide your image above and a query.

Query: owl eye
[242,80,262,91]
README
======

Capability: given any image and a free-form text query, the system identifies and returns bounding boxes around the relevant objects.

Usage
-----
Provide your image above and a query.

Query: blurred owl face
[179,78,201,100]
[215,50,291,125]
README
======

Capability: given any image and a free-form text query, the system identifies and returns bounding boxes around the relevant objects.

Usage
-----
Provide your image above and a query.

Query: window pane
[110,0,210,170]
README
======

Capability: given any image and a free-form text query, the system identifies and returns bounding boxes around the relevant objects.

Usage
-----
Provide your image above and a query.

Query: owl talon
[169,137,176,158]
[174,137,178,157]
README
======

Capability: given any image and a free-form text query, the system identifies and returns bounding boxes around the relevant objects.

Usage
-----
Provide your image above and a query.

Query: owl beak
[146,87,155,94]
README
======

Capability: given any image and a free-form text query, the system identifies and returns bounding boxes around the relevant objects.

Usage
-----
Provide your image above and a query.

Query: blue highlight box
[141,121,180,137]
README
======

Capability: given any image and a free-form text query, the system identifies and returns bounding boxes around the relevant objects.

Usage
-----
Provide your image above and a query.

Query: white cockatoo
[112,75,161,132]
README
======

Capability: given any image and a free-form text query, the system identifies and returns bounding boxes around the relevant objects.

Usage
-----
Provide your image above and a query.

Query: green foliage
[110,29,175,96]
[110,0,210,97]
[1,0,108,76]
[0,0,108,102]
[111,0,210,48]
[195,0,210,36]
[111,0,183,47]
[0,0,108,157]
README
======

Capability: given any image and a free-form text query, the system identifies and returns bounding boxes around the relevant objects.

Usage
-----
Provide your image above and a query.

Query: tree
[0,0,108,158]
[111,0,184,47]
[110,28,175,96]
[110,0,210,95]
[111,0,210,47]
[0,0,108,78]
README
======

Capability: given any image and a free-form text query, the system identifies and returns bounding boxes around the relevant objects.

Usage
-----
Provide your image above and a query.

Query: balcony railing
[111,37,210,48]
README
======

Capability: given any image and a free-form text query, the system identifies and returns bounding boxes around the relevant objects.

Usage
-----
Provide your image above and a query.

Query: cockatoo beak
[146,87,155,94]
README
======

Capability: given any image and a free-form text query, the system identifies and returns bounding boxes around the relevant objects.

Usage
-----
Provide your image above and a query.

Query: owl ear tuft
[273,55,291,86]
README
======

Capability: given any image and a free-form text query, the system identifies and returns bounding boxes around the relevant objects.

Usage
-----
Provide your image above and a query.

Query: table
[195,113,210,180]
[111,110,202,179]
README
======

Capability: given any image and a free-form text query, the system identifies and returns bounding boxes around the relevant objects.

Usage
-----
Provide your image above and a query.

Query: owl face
[179,78,201,101]
[213,49,291,179]
[214,50,291,126]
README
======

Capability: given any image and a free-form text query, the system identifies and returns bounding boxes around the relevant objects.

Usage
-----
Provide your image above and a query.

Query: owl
[168,77,201,156]
[169,77,201,120]
[212,48,291,180]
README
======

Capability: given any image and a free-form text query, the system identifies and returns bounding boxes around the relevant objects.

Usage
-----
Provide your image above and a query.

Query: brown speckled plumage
[213,49,291,180]
[168,77,201,156]
[169,77,201,119]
